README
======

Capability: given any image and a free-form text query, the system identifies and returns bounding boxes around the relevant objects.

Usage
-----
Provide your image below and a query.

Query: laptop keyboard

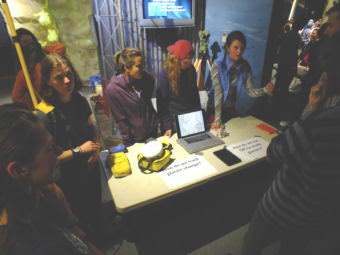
[184,133,211,144]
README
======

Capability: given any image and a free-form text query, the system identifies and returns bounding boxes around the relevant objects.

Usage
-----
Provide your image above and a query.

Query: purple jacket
[106,73,158,145]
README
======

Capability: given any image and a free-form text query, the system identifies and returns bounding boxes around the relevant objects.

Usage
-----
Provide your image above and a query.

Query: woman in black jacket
[156,40,201,136]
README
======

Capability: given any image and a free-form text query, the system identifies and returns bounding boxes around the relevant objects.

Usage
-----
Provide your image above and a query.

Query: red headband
[167,40,193,59]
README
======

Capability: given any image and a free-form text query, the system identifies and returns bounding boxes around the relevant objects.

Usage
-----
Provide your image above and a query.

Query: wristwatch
[71,147,81,158]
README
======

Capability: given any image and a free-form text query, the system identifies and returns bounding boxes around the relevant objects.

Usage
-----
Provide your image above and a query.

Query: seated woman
[106,48,158,145]
[156,40,201,136]
[12,28,45,109]
[211,31,274,135]
[39,53,101,238]
[0,104,102,255]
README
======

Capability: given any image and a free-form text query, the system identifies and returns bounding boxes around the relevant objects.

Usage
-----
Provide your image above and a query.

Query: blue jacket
[211,53,258,116]
[215,54,249,103]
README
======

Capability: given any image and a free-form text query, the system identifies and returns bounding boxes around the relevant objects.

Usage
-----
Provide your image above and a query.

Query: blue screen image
[144,0,192,19]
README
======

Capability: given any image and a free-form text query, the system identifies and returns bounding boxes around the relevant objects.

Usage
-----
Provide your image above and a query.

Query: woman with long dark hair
[0,104,102,254]
[156,40,201,136]
[39,53,101,238]
[11,28,45,109]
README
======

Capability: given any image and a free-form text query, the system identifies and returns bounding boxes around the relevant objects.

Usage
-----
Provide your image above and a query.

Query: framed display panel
[138,0,196,28]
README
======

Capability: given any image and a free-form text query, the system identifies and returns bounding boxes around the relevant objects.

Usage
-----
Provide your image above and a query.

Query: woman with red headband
[156,40,201,137]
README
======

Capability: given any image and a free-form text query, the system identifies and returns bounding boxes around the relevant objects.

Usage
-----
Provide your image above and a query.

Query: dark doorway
[0,11,17,78]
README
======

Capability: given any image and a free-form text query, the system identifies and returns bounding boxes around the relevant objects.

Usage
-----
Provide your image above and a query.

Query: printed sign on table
[160,155,216,189]
[227,137,269,162]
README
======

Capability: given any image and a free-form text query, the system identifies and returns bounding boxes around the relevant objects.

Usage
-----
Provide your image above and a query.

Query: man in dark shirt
[242,28,340,255]
[273,21,300,124]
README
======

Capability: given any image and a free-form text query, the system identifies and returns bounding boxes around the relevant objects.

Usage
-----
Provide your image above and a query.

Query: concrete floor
[1,77,340,255]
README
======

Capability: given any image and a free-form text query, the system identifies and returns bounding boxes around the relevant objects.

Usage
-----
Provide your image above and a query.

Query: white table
[101,116,277,213]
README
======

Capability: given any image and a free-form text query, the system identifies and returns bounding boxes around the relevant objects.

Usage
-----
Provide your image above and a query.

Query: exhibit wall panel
[92,0,204,80]
[205,0,274,114]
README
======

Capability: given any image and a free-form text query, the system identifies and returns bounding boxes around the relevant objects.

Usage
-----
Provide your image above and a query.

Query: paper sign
[227,137,269,162]
[160,155,217,189]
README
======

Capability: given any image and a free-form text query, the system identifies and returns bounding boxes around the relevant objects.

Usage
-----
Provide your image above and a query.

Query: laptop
[175,110,225,153]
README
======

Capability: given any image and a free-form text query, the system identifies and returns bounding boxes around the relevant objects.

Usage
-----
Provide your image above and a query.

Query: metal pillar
[288,0,299,21]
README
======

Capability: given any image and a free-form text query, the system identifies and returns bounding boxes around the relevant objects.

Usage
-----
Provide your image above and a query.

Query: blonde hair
[113,48,143,75]
[164,54,182,95]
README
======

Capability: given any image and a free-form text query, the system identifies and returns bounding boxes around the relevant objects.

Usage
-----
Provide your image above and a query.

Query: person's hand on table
[211,123,227,138]
[216,127,227,138]
[164,129,172,137]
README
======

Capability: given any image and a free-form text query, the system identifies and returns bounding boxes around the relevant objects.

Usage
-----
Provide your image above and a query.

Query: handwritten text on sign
[160,155,216,189]
[227,137,269,162]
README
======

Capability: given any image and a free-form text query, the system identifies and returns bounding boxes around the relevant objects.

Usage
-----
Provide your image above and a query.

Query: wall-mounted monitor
[138,0,196,28]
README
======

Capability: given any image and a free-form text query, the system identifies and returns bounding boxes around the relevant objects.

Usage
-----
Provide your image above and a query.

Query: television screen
[143,0,192,19]
[139,0,195,27]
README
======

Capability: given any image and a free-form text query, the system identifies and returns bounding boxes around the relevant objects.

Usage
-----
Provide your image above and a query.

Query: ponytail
[113,48,143,75]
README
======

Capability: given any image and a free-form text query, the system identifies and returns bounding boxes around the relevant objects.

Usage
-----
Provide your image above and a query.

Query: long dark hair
[222,31,247,69]
[16,28,45,74]
[40,53,82,104]
[0,104,45,252]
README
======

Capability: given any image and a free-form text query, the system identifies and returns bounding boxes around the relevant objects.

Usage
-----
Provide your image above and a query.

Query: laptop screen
[177,110,205,137]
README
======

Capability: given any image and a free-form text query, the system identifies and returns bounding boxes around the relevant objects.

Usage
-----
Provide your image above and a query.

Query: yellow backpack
[137,142,172,173]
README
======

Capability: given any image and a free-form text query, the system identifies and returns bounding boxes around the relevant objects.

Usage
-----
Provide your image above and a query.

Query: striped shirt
[259,104,340,233]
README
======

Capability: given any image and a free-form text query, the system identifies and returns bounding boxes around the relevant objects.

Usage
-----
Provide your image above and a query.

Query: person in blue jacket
[211,31,274,135]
